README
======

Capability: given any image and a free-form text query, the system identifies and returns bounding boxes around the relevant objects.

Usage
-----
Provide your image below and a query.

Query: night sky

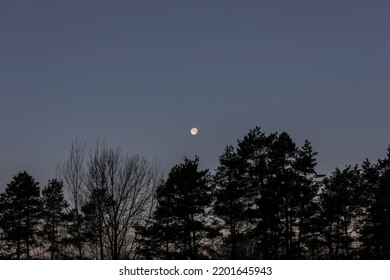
[1,0,389,191]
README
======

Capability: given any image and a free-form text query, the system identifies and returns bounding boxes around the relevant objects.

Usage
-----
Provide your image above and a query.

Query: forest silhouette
[1,126,389,260]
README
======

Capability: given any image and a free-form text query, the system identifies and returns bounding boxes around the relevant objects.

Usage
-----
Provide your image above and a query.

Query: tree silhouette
[359,147,390,259]
[320,166,361,259]
[356,159,378,258]
[138,157,213,259]
[291,140,322,259]
[213,144,258,259]
[41,179,69,259]
[57,139,86,259]
[0,171,41,259]
[84,144,160,259]
[81,187,108,260]
[2,128,390,259]
[374,147,390,258]
[374,170,390,258]
[213,127,321,259]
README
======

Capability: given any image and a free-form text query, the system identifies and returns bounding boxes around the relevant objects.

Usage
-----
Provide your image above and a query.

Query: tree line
[1,127,390,259]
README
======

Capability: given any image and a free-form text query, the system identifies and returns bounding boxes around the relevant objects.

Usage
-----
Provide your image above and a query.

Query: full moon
[190,127,198,135]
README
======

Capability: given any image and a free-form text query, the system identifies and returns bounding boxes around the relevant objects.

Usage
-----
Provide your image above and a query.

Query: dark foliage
[41,179,69,259]
[1,129,390,259]
[0,171,41,259]
[137,157,214,259]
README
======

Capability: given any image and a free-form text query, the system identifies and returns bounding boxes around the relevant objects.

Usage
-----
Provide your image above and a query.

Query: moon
[190,127,198,135]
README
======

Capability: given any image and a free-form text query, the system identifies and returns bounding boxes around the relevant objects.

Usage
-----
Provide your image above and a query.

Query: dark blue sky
[1,0,389,190]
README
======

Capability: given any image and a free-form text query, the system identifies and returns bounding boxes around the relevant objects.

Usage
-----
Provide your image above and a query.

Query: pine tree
[291,140,322,259]
[234,127,278,259]
[213,145,253,259]
[360,146,390,259]
[320,166,361,259]
[41,179,69,259]
[373,169,390,258]
[0,171,41,259]
[138,157,212,259]
[357,159,379,258]
[213,127,321,259]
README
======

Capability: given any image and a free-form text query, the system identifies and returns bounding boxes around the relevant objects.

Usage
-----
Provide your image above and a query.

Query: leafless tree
[57,139,86,259]
[85,143,161,259]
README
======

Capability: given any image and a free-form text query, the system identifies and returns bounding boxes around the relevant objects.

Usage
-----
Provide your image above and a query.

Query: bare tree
[57,139,86,259]
[85,143,161,259]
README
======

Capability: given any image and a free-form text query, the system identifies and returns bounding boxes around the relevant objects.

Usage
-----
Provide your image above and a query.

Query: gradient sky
[1,0,389,191]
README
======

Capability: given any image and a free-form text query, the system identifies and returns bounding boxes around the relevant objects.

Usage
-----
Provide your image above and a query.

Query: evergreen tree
[357,159,379,259]
[139,157,212,259]
[373,169,390,258]
[213,145,253,259]
[61,207,85,259]
[213,127,321,259]
[360,147,390,259]
[233,127,277,258]
[291,140,322,259]
[41,179,69,259]
[0,171,41,259]
[320,166,361,259]
[247,130,304,259]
